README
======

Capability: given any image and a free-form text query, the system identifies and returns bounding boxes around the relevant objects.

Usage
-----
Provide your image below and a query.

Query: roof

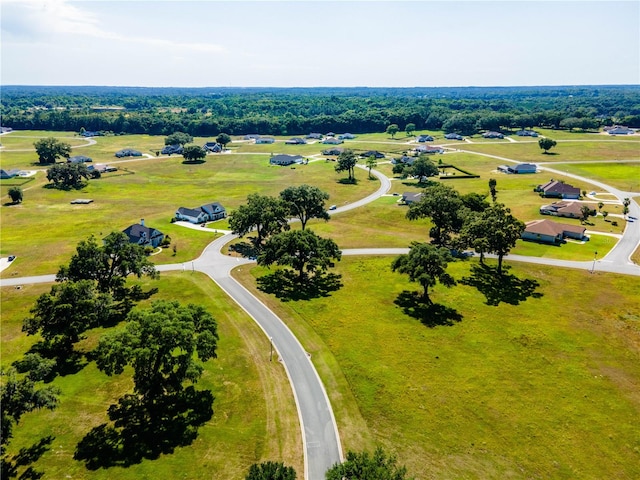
[538,180,580,194]
[402,192,423,203]
[525,219,585,236]
[271,154,303,163]
[122,223,164,243]
[177,207,204,217]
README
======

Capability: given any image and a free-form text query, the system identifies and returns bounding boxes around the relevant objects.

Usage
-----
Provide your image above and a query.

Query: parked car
[329,205,337,210]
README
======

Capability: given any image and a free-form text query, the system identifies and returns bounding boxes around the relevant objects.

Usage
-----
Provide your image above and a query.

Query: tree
[246,461,296,480]
[335,149,358,182]
[386,124,400,138]
[46,162,90,189]
[461,203,525,275]
[407,183,466,248]
[602,210,609,221]
[94,300,218,401]
[598,201,604,211]
[279,184,330,230]
[164,131,192,146]
[182,145,207,163]
[461,192,489,212]
[580,205,593,223]
[538,137,557,154]
[229,194,290,249]
[22,280,114,355]
[366,156,378,179]
[408,155,438,183]
[56,232,158,300]
[488,178,498,202]
[623,205,629,218]
[391,242,456,305]
[8,186,22,204]
[259,230,341,283]
[1,368,59,447]
[326,447,411,480]
[34,137,72,164]
[216,133,232,148]
[404,123,416,137]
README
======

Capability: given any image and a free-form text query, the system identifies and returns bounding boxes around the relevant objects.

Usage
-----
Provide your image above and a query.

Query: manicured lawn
[1,272,302,479]
[458,139,640,163]
[511,233,617,260]
[552,162,640,192]
[234,257,640,479]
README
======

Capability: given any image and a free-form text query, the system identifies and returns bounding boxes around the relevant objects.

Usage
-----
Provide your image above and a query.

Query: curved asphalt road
[1,156,638,477]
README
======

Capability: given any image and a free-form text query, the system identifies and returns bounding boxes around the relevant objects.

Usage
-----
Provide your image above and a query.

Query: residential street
[1,162,638,479]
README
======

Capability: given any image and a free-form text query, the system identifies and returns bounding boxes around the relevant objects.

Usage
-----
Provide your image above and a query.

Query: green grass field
[234,256,640,479]
[552,162,640,192]
[1,273,303,479]
[2,129,639,479]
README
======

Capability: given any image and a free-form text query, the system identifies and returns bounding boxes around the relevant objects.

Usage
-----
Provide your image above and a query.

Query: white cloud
[1,0,225,53]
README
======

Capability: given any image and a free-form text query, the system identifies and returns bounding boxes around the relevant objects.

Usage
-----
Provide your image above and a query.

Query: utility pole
[269,337,274,362]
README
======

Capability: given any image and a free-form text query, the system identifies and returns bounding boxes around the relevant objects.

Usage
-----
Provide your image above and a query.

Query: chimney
[141,219,145,227]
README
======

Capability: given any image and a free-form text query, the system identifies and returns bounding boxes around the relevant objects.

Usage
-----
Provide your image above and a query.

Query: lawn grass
[0,153,378,277]
[511,234,617,260]
[1,272,302,479]
[234,256,640,479]
[552,162,640,192]
[458,139,640,163]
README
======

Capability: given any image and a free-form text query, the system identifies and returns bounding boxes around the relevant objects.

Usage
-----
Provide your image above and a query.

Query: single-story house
[392,155,414,165]
[203,142,222,152]
[402,192,423,205]
[535,180,581,199]
[255,137,275,144]
[360,150,385,159]
[417,135,434,142]
[338,133,356,140]
[80,130,101,137]
[522,219,587,244]
[414,145,444,154]
[444,133,463,140]
[539,201,594,218]
[67,155,93,163]
[175,202,227,224]
[498,163,537,174]
[115,149,142,158]
[1,168,21,179]
[306,133,323,139]
[322,137,343,145]
[1,127,14,133]
[325,132,336,137]
[516,129,539,137]
[285,137,306,145]
[482,131,504,139]
[162,144,183,155]
[322,147,344,156]
[605,126,634,135]
[270,154,304,166]
[244,134,261,140]
[123,220,165,248]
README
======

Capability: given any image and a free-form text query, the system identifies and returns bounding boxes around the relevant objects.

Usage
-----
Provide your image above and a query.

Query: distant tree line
[2,85,639,137]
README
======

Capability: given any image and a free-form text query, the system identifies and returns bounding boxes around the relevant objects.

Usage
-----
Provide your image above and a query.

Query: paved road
[2,155,639,477]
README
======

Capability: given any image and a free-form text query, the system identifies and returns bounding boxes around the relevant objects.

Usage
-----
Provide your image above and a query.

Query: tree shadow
[460,263,543,306]
[394,291,462,327]
[181,159,206,165]
[2,435,54,479]
[74,387,213,470]
[22,342,87,380]
[229,241,259,259]
[337,178,357,185]
[257,270,343,302]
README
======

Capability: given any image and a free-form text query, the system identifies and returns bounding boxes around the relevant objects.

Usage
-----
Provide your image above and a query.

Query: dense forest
[1,85,639,137]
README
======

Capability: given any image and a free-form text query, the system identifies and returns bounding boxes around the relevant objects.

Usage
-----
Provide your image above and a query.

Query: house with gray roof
[444,133,463,140]
[270,154,304,166]
[498,163,537,174]
[1,169,20,179]
[535,179,581,199]
[122,220,165,247]
[255,137,275,144]
[175,202,226,224]
[401,192,423,205]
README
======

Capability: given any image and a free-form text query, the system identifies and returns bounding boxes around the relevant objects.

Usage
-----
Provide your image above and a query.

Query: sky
[1,0,639,88]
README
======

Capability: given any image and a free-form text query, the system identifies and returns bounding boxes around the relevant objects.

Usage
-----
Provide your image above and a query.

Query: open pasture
[552,162,640,193]
[459,139,640,163]
[1,272,302,479]
[0,154,378,276]
[235,256,640,480]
